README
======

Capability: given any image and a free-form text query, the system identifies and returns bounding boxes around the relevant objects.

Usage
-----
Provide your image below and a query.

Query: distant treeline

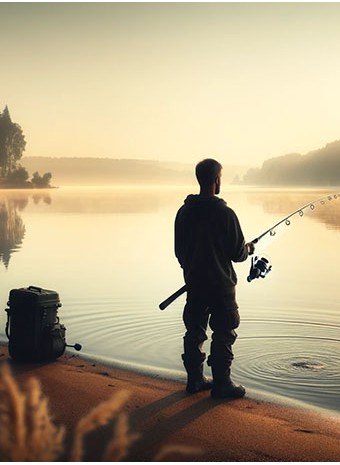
[243,140,340,186]
[22,157,248,186]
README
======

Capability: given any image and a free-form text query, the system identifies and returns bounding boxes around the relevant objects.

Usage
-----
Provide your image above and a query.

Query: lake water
[0,186,339,414]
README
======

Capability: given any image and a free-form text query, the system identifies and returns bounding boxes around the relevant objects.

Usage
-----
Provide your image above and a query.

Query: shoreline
[0,185,58,190]
[1,343,340,461]
[77,349,340,421]
[1,338,339,420]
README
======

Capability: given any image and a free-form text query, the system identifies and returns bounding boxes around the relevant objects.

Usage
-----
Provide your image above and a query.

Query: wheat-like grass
[153,444,202,461]
[0,363,65,461]
[102,412,139,461]
[70,389,130,461]
[0,363,26,460]
[25,377,65,461]
[0,362,204,462]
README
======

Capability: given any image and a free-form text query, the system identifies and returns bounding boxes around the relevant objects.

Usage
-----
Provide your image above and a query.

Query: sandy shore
[1,345,340,462]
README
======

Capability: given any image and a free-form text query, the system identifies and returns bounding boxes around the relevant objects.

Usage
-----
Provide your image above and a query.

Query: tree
[0,105,26,177]
[31,171,52,188]
[5,166,30,187]
[242,141,340,186]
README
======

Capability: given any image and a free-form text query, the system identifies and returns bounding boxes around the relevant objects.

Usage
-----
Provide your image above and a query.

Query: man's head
[195,158,222,195]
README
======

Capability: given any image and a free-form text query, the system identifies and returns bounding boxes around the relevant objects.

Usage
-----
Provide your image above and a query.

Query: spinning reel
[159,192,340,309]
[247,256,272,282]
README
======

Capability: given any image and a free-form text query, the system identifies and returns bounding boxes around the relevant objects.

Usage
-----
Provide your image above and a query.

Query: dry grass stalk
[70,389,130,461]
[0,363,65,461]
[153,444,202,461]
[103,412,139,461]
[0,363,26,461]
[0,363,204,462]
[25,377,65,461]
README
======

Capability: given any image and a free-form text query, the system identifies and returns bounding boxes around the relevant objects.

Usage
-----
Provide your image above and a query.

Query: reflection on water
[32,193,52,205]
[0,198,25,268]
[0,192,51,268]
[0,186,339,414]
[25,188,164,214]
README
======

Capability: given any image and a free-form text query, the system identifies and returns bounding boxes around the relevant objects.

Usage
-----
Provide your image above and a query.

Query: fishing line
[251,193,340,244]
[159,192,340,310]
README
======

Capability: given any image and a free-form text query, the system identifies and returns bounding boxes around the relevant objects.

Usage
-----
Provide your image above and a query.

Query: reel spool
[247,256,272,282]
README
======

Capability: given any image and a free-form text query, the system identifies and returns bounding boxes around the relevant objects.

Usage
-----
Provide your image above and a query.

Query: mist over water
[0,186,339,413]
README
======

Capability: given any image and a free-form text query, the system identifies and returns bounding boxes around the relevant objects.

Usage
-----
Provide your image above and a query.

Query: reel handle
[66,343,82,351]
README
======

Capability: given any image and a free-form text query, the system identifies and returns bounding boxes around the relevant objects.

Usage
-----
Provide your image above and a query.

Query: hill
[243,140,340,186]
[21,157,248,186]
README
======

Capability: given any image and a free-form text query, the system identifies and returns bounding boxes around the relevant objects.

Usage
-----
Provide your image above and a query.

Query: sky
[1,2,340,167]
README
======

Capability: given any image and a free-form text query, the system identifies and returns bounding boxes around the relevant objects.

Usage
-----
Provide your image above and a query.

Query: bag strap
[5,307,10,339]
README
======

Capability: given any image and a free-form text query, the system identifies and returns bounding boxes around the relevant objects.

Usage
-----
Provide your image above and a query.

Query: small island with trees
[0,105,53,188]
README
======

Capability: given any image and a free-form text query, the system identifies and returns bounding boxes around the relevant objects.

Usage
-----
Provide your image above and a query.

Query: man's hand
[246,242,255,255]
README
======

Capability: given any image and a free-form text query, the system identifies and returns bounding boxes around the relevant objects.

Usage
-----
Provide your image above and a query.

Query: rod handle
[159,285,187,310]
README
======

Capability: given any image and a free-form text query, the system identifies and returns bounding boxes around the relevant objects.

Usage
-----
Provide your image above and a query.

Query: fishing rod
[251,192,340,243]
[159,192,340,310]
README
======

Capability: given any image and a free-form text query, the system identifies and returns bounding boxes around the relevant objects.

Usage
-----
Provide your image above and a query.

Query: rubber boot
[182,354,213,394]
[211,378,246,399]
[208,359,246,399]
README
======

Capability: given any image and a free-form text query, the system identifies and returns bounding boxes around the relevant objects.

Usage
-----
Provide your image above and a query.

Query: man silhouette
[175,158,254,398]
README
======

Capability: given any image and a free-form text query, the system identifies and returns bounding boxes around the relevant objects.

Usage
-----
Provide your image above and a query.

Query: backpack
[5,285,79,362]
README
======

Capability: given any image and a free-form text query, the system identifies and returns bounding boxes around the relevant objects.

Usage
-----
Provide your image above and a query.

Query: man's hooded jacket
[175,194,248,306]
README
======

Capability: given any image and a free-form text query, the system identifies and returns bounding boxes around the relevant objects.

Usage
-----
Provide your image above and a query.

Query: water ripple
[39,299,340,412]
